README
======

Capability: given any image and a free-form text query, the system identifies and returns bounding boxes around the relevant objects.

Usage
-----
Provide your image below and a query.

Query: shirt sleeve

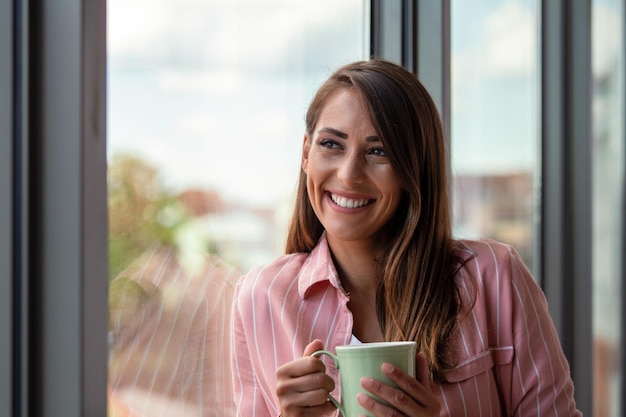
[504,246,582,417]
[231,277,276,417]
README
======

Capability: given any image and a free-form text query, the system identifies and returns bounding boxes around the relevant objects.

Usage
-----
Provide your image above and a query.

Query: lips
[329,192,372,209]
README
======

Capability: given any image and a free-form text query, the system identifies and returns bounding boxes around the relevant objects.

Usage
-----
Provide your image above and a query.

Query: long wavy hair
[285,59,463,382]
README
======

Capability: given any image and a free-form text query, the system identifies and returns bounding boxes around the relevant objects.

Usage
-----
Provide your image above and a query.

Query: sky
[108,0,368,207]
[107,0,621,208]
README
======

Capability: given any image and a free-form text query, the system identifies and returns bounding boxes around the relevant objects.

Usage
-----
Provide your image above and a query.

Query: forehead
[315,89,374,134]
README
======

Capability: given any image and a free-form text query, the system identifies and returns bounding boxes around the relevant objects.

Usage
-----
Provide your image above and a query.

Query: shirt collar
[297,232,345,299]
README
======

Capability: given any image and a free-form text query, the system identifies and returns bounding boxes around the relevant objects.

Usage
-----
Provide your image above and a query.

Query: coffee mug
[312,341,416,417]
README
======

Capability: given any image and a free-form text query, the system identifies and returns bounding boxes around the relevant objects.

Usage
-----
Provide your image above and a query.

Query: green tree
[108,153,189,280]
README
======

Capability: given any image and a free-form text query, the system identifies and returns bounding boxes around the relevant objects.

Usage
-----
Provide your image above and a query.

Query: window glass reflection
[107,1,368,415]
[592,1,624,416]
[450,0,539,271]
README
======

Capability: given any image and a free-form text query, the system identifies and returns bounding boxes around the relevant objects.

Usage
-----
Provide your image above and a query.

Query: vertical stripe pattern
[109,245,239,416]
[231,235,582,417]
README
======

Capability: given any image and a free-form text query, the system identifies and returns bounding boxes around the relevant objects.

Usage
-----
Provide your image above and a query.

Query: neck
[327,236,386,342]
[327,237,382,296]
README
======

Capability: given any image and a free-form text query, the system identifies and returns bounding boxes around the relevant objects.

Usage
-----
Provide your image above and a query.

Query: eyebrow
[317,127,380,142]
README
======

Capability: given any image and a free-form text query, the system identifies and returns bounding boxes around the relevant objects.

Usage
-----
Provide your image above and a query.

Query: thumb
[303,339,325,356]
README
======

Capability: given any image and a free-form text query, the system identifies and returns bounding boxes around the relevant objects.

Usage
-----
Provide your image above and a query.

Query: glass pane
[106,1,368,415]
[450,0,540,272]
[592,1,624,416]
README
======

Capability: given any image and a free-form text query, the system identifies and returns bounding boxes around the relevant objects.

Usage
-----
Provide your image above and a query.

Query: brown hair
[285,59,462,382]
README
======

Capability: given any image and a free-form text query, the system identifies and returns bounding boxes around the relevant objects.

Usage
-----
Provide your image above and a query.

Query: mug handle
[311,350,345,417]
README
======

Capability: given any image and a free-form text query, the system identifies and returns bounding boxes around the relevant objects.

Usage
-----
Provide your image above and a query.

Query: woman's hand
[357,353,441,417]
[276,339,337,417]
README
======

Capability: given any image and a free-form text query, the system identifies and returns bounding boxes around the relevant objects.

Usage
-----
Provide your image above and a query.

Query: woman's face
[302,88,403,247]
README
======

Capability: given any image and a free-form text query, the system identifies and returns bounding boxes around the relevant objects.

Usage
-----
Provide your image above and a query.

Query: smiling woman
[302,89,403,247]
[1,0,616,416]
[107,0,368,415]
[232,58,582,417]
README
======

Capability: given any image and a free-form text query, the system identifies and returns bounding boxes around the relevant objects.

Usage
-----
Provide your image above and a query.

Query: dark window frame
[1,0,620,415]
[2,0,108,416]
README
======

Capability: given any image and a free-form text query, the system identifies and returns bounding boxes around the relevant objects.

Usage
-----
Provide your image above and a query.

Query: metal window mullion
[370,0,402,64]
[415,0,450,157]
[370,0,451,119]
[415,1,450,122]
[541,0,567,355]
[81,0,109,413]
[29,0,108,416]
[0,0,14,414]
[541,1,592,416]
[617,2,626,416]
[565,2,593,415]
[2,0,34,416]
[414,1,451,203]
[16,0,31,415]
[402,0,416,74]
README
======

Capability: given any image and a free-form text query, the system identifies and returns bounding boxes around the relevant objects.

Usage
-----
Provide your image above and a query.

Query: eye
[368,147,388,157]
[319,139,342,150]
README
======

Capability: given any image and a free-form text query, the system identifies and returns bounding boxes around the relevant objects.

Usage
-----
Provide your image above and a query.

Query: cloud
[452,0,537,91]
[593,2,622,75]
[108,0,212,66]
[157,69,249,95]
[108,0,366,73]
[450,1,539,174]
[483,1,537,76]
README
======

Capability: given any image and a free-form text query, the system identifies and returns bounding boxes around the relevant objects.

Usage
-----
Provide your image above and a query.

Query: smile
[329,193,372,209]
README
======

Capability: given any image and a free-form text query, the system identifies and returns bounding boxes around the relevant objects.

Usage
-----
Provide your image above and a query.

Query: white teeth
[331,193,369,209]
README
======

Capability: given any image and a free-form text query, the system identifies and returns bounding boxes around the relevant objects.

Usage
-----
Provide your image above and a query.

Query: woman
[231,59,581,417]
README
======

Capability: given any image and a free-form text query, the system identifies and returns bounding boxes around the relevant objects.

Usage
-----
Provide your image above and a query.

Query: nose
[337,151,366,185]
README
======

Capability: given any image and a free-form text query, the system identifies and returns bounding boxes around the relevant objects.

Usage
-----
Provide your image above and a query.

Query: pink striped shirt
[231,234,581,417]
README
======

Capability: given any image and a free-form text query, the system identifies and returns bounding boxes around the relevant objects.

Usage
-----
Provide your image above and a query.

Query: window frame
[2,0,108,416]
[0,0,14,415]
[541,2,593,414]
[2,0,621,415]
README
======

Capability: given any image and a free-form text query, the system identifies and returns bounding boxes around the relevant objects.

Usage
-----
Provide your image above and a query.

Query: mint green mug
[312,341,416,417]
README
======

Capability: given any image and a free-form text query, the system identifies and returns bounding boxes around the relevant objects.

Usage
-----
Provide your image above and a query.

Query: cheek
[305,174,320,204]
[388,182,405,215]
[380,169,403,198]
[305,157,329,189]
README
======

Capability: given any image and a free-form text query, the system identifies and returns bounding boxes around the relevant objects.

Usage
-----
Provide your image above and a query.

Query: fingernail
[357,393,369,404]
[382,363,394,373]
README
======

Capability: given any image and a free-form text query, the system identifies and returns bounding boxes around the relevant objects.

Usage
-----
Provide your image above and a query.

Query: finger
[276,370,336,416]
[415,352,431,389]
[358,378,408,417]
[277,380,334,406]
[281,399,337,417]
[277,340,336,415]
[357,392,402,417]
[276,340,327,379]
[303,339,325,356]
[381,363,430,402]
[276,356,327,379]
[372,363,440,414]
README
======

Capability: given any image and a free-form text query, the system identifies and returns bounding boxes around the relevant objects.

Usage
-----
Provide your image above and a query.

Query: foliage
[108,153,190,280]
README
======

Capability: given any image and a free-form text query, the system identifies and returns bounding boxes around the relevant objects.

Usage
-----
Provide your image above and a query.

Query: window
[3,1,621,415]
[450,0,540,273]
[592,1,624,416]
[106,1,369,414]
